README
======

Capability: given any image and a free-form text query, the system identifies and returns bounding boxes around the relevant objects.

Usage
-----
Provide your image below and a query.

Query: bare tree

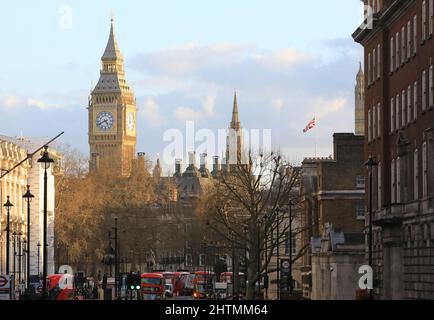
[199,151,308,299]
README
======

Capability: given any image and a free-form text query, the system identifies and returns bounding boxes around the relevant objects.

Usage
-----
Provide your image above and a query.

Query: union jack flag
[303,117,316,133]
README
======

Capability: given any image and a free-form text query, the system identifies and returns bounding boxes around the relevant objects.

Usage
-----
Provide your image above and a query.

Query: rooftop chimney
[200,153,207,171]
[188,151,196,167]
[175,159,182,176]
[213,156,221,172]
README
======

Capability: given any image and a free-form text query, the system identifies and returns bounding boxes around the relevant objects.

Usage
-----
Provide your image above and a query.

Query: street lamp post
[276,206,281,300]
[108,218,119,299]
[230,231,235,299]
[23,185,34,291]
[3,196,13,276]
[37,145,54,299]
[256,219,261,300]
[37,241,41,278]
[365,155,377,299]
[13,232,17,282]
[17,232,22,285]
[288,200,294,295]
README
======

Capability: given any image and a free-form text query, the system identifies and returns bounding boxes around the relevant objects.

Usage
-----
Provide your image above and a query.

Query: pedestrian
[93,284,99,300]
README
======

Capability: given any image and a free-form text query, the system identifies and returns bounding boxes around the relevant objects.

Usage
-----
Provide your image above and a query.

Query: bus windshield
[141,278,163,285]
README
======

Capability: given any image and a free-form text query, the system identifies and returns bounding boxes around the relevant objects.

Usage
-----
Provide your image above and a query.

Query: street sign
[0,276,9,289]
[281,259,291,274]
[0,275,11,300]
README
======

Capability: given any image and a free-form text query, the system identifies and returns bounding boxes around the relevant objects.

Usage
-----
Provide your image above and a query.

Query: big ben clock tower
[88,18,137,175]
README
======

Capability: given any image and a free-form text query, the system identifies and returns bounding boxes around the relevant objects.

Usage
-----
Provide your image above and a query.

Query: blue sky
[0,0,365,172]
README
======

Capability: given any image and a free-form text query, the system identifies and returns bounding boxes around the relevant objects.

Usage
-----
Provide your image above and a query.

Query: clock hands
[97,119,109,126]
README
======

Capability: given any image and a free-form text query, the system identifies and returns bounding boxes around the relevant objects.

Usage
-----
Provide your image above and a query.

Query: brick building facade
[300,133,366,299]
[353,0,434,299]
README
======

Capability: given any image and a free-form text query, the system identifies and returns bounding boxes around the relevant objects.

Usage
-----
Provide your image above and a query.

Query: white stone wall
[311,250,365,300]
[28,156,56,277]
[0,137,58,282]
[0,139,29,277]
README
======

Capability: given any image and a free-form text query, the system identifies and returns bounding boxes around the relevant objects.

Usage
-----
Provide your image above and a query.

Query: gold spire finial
[110,9,115,24]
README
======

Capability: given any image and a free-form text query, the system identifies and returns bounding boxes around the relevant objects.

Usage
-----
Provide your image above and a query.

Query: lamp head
[3,196,13,208]
[365,155,377,169]
[37,146,54,170]
[23,185,35,201]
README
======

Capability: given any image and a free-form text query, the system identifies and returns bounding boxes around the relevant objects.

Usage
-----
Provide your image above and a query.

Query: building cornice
[353,0,416,45]
[315,190,365,201]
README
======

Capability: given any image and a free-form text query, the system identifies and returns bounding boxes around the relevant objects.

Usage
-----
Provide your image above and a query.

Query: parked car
[165,283,174,298]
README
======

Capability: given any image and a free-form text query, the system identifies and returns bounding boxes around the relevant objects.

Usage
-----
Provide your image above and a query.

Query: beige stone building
[0,135,62,288]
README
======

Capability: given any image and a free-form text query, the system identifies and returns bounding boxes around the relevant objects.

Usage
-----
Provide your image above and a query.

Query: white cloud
[3,95,23,108]
[202,96,215,116]
[257,48,310,71]
[1,94,59,110]
[27,98,51,110]
[272,99,284,112]
[139,98,166,128]
[175,106,202,121]
[313,97,348,120]
[131,43,308,78]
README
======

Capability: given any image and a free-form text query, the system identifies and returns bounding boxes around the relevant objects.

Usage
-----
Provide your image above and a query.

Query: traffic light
[126,273,133,290]
[133,273,141,290]
[102,274,107,290]
[127,273,141,290]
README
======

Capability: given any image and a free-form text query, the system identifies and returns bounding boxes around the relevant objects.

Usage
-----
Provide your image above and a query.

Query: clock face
[127,112,135,131]
[96,111,115,131]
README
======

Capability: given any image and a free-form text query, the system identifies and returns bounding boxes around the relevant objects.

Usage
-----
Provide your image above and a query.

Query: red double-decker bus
[140,273,165,300]
[47,274,76,300]
[219,272,246,297]
[192,271,215,299]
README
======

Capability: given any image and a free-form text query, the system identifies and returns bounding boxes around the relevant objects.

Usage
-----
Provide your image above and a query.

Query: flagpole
[314,121,318,158]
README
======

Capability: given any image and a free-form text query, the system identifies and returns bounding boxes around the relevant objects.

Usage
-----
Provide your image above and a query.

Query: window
[396,93,400,130]
[373,105,377,138]
[402,90,406,127]
[390,36,395,72]
[285,232,297,255]
[377,103,381,137]
[423,142,428,197]
[368,109,372,142]
[199,254,206,267]
[185,254,193,267]
[185,223,192,233]
[414,81,418,120]
[407,86,412,125]
[397,157,401,203]
[356,202,365,220]
[391,97,395,132]
[423,70,427,111]
[396,32,400,70]
[424,224,431,246]
[407,21,412,59]
[423,1,428,40]
[373,48,376,82]
[356,175,365,188]
[430,65,433,107]
[378,162,382,210]
[402,26,406,63]
[377,44,381,79]
[391,159,396,203]
[368,53,372,84]
[430,0,434,36]
[414,15,418,55]
[414,149,419,200]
